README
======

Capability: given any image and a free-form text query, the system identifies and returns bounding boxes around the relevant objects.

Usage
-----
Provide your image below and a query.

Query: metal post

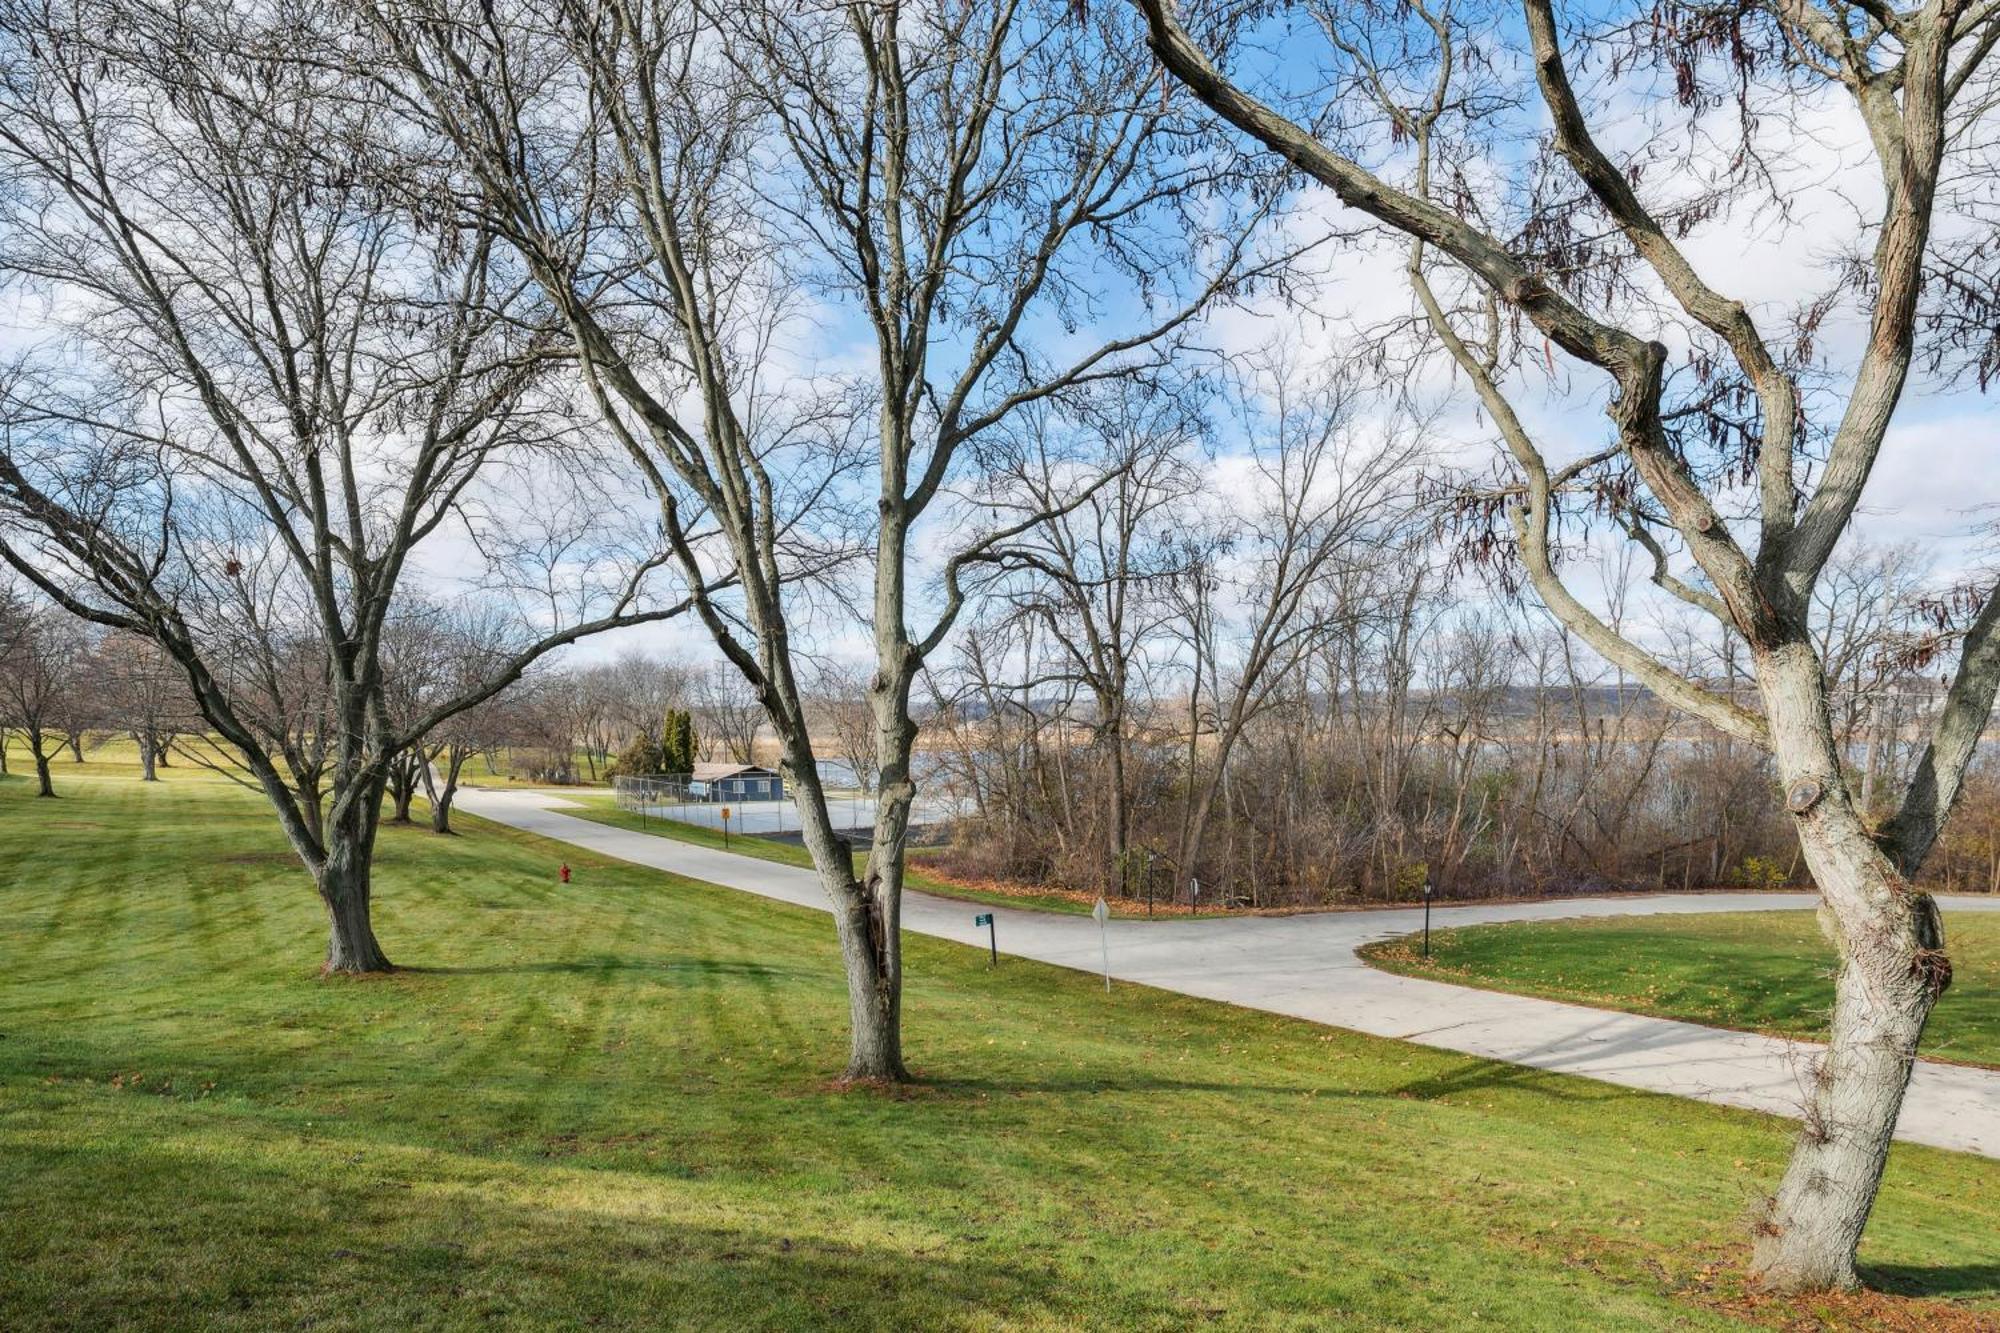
[1422,880,1433,959]
[1092,898,1110,992]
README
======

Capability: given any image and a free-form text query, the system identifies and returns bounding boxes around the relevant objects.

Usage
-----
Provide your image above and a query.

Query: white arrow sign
[1092,896,1110,992]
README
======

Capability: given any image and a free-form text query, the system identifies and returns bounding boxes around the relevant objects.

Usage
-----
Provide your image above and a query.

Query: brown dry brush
[931,685,1989,908]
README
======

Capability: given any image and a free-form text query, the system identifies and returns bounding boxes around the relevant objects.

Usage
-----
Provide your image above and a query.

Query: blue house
[686,763,784,802]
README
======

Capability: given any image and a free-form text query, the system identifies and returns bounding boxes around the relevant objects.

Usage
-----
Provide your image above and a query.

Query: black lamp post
[1421,880,1433,959]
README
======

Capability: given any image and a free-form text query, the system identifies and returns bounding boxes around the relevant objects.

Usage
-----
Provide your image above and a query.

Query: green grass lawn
[4,767,1999,1330]
[1360,910,2000,1068]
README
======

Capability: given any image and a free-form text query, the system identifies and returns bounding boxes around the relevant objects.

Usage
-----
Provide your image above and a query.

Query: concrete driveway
[458,786,2000,1158]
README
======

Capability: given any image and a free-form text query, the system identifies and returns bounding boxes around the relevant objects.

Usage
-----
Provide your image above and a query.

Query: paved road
[459,787,2000,1158]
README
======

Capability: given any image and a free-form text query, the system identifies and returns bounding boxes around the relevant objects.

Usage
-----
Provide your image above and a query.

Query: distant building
[685,763,784,802]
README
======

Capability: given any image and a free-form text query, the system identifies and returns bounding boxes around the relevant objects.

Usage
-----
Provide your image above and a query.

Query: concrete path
[458,787,2000,1159]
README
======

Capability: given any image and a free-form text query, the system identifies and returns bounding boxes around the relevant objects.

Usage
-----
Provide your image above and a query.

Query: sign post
[1422,880,1433,959]
[720,806,731,850]
[1189,876,1200,918]
[975,912,997,966]
[1092,897,1111,992]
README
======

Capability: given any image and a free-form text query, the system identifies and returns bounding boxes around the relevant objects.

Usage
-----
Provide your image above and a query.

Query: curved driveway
[458,787,2000,1159]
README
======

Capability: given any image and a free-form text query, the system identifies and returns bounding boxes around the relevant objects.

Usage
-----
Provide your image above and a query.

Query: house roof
[691,763,780,780]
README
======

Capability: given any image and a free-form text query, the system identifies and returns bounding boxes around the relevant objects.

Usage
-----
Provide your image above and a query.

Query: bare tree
[0,0,697,972]
[995,388,1199,887]
[692,664,764,766]
[1810,542,1931,813]
[420,698,498,835]
[1133,0,2000,1289]
[809,662,881,795]
[1168,362,1417,893]
[0,586,83,797]
[54,636,105,762]
[361,0,1265,1078]
[412,612,523,833]
[97,633,193,782]
[0,580,21,774]
[566,670,620,782]
[602,649,692,754]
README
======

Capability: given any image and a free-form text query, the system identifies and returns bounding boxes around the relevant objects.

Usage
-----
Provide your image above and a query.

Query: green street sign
[974,913,993,927]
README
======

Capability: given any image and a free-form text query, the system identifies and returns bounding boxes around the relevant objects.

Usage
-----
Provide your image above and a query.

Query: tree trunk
[1752,849,1941,1288]
[782,724,907,1082]
[835,880,905,1080]
[423,749,466,834]
[29,729,54,797]
[1749,644,1948,1292]
[1176,721,1241,891]
[138,728,158,782]
[856,663,918,1082]
[1108,720,1128,890]
[316,818,392,975]
[387,760,418,824]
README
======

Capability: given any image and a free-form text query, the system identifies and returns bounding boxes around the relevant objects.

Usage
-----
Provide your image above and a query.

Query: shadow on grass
[1863,1262,2000,1300]
[916,1056,1639,1107]
[399,956,803,980]
[918,1072,1311,1098]
[1386,1055,1636,1105]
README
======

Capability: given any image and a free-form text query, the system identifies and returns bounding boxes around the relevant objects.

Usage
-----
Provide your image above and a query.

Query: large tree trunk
[1749,645,1949,1292]
[137,727,158,782]
[852,778,913,1083]
[316,796,392,975]
[1750,824,1943,1289]
[834,879,905,1081]
[783,720,907,1083]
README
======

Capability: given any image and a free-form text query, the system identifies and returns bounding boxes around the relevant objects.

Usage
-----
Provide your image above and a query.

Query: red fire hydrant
[559,862,571,885]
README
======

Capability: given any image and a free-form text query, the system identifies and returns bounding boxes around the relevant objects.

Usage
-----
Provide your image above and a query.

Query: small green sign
[974,913,993,927]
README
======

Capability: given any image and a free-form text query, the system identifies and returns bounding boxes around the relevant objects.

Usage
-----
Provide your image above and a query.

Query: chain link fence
[612,772,877,835]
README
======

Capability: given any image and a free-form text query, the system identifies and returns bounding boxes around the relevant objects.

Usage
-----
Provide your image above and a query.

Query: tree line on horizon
[12,534,1998,904]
